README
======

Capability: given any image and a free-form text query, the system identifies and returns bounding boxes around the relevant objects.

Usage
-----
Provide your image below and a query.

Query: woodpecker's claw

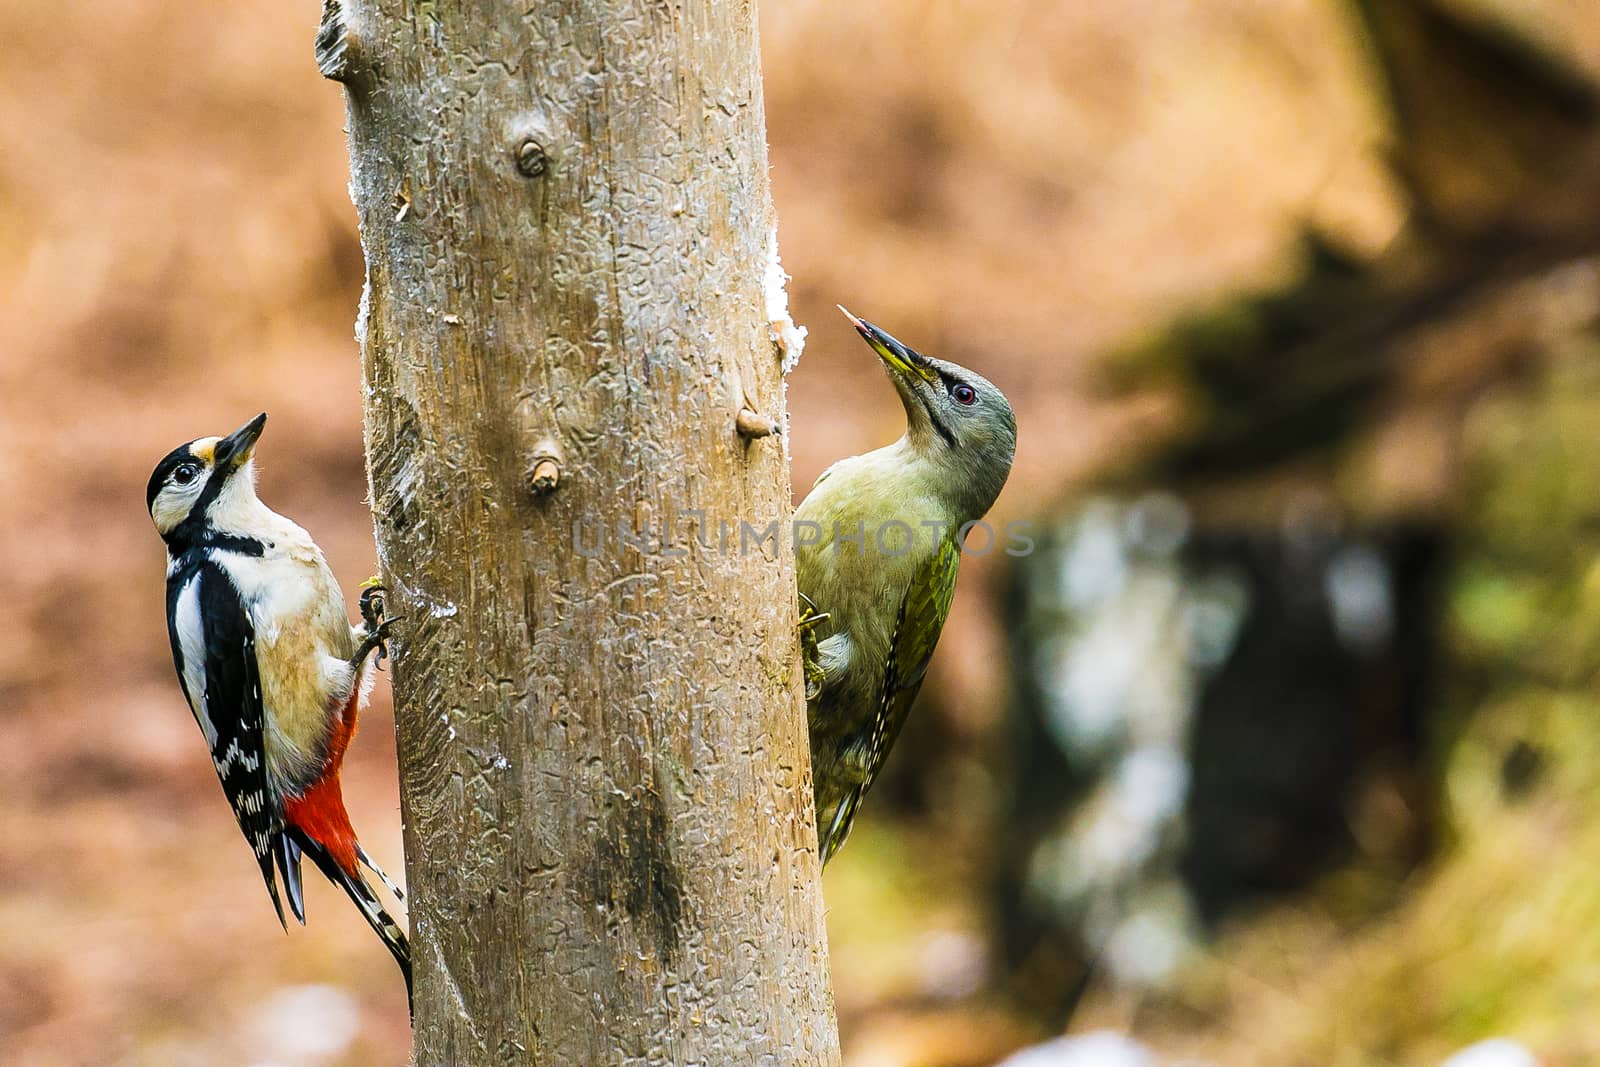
[359,580,387,631]
[798,592,829,631]
[355,616,400,671]
[798,593,829,701]
[354,581,397,670]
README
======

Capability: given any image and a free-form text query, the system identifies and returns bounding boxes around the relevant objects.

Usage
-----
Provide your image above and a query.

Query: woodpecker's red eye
[951,383,977,405]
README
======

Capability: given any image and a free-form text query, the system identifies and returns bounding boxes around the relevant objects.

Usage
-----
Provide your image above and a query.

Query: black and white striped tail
[288,828,413,1004]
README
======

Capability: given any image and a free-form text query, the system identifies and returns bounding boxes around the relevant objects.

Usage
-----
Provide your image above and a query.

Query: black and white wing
[166,559,288,926]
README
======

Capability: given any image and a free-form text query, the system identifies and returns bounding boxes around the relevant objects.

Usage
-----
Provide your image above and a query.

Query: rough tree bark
[317,1,839,1062]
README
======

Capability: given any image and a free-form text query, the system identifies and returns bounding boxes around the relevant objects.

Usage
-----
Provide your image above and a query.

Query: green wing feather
[819,536,962,864]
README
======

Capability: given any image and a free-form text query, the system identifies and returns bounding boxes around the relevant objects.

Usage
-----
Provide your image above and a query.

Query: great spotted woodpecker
[147,412,411,996]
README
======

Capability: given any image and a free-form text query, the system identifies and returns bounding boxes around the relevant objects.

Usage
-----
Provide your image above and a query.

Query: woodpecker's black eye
[951,383,977,406]
[173,463,200,486]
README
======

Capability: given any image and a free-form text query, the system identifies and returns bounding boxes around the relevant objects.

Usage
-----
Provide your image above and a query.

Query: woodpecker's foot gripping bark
[798,592,829,702]
[355,580,396,670]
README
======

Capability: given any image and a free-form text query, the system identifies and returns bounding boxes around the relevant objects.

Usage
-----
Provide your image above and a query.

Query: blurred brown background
[4,1,1600,1064]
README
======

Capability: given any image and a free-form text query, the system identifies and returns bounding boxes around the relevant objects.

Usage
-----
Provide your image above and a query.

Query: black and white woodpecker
[799,308,1017,865]
[147,413,410,995]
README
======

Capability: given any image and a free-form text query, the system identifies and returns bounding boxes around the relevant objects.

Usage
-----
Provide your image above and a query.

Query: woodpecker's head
[839,306,1016,518]
[147,413,268,545]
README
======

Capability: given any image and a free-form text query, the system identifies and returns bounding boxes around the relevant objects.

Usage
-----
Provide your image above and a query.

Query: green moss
[1449,565,1546,661]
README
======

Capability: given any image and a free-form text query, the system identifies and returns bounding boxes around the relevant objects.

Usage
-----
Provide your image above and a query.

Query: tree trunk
[318,1,838,1061]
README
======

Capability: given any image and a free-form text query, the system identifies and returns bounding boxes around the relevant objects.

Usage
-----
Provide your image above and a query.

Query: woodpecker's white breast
[208,506,361,794]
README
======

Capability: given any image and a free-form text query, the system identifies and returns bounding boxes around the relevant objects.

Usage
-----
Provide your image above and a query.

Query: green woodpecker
[798,308,1016,865]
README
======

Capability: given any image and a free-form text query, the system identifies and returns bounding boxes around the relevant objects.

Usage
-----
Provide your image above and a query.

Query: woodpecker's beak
[214,412,267,471]
[838,306,940,385]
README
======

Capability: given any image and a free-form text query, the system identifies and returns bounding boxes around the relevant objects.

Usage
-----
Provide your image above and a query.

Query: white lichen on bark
[765,224,807,375]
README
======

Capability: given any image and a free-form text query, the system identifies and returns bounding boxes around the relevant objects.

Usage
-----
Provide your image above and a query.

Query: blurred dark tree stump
[990,0,1600,1023]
